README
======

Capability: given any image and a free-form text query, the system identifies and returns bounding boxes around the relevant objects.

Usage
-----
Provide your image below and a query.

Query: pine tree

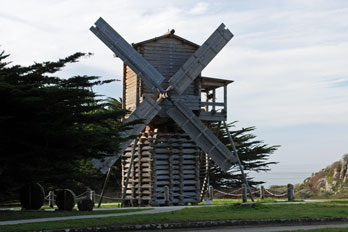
[208,122,279,189]
[0,51,138,200]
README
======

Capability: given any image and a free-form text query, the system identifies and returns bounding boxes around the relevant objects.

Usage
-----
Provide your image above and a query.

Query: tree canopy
[208,122,280,189]
[0,51,135,201]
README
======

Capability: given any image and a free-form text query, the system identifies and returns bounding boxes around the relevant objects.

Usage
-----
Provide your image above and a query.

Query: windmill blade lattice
[90,17,165,92]
[168,23,233,95]
[90,17,236,175]
[91,98,161,174]
[167,100,236,172]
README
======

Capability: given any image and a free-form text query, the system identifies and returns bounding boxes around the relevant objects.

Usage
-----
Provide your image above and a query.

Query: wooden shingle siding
[137,37,200,110]
[141,38,196,78]
[124,36,201,113]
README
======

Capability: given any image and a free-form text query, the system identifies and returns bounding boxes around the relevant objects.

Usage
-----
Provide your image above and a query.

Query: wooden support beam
[224,84,227,113]
[97,168,111,208]
[223,121,254,202]
[121,138,139,207]
[212,89,216,112]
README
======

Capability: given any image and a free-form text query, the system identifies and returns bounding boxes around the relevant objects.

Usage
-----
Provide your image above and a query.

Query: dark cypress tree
[207,122,279,189]
[0,51,138,200]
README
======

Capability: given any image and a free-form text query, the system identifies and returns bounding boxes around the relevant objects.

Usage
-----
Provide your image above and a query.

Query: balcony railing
[199,76,233,122]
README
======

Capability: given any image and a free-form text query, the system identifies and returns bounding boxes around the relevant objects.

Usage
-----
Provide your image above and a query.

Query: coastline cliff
[296,153,348,198]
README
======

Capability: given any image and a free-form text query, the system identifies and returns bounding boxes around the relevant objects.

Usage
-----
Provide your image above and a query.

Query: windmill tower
[90,18,252,206]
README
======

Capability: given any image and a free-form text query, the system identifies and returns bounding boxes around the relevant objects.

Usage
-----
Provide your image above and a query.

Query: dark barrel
[56,189,76,211]
[20,183,45,210]
[78,198,94,211]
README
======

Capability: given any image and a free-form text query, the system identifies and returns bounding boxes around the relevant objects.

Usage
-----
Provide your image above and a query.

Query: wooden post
[86,188,95,202]
[200,153,210,199]
[48,191,55,208]
[137,137,142,206]
[223,121,254,202]
[205,90,210,112]
[179,149,184,204]
[98,168,111,208]
[168,144,173,205]
[242,184,247,203]
[195,151,201,204]
[208,185,214,199]
[287,184,294,201]
[223,84,227,113]
[164,186,169,205]
[212,89,216,113]
[260,186,265,200]
[121,138,139,207]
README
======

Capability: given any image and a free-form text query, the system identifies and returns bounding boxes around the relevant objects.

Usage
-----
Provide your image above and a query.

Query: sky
[1,0,348,183]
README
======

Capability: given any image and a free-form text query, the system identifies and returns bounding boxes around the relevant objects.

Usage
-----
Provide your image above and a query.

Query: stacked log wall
[122,130,201,206]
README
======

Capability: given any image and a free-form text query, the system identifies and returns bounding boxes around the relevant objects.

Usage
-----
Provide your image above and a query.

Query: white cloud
[1,0,348,174]
[189,2,209,15]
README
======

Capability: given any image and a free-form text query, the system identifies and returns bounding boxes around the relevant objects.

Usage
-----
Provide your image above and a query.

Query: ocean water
[250,171,312,188]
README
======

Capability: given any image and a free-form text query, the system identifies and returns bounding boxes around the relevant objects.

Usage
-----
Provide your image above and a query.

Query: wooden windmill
[90,18,253,206]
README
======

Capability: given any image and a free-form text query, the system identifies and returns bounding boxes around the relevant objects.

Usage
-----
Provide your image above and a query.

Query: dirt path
[0,206,188,225]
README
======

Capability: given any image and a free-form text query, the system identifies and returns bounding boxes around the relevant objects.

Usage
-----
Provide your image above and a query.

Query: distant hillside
[295,153,348,198]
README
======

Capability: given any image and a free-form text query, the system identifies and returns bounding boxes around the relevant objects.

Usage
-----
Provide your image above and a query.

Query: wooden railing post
[242,184,247,203]
[208,185,214,200]
[48,191,55,208]
[260,185,265,200]
[86,188,95,202]
[287,184,294,201]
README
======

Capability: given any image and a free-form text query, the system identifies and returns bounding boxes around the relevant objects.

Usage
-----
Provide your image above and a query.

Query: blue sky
[1,0,348,182]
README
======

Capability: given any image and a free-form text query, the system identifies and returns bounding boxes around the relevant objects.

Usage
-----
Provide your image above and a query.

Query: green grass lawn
[2,202,348,232]
[40,202,122,210]
[209,198,295,205]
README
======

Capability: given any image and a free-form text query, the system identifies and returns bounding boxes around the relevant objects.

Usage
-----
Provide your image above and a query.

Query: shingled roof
[132,29,199,48]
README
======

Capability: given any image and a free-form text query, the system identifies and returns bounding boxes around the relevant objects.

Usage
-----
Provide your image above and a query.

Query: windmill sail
[92,98,161,173]
[169,23,233,95]
[167,101,236,172]
[90,17,165,92]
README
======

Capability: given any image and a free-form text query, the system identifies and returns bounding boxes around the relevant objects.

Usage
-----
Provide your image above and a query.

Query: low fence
[212,184,294,202]
[43,184,294,209]
[45,188,98,208]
